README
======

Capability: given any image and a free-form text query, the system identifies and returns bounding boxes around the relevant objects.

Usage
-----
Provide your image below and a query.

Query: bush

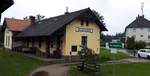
[126,37,146,49]
[126,37,135,49]
[99,48,128,63]
[134,41,146,50]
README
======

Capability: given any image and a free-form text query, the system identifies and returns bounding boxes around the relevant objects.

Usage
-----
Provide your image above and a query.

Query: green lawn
[69,62,150,76]
[0,49,48,76]
[69,48,134,76]
[101,63,150,76]
[99,48,128,63]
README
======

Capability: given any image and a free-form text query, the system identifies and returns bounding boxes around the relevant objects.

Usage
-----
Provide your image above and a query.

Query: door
[81,36,87,47]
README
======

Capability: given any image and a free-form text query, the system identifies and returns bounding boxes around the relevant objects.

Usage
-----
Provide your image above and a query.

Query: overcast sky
[2,0,150,35]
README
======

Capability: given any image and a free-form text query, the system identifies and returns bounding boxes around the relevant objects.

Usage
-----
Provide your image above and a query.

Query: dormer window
[86,20,89,26]
[81,20,84,26]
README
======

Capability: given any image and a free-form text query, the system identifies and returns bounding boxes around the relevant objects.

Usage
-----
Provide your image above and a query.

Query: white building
[2,18,31,49]
[125,15,150,48]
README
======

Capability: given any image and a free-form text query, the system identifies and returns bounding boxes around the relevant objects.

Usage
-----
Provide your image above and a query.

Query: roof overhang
[0,0,14,13]
[0,0,14,21]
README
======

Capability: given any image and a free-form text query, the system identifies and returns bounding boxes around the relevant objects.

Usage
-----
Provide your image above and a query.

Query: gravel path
[120,58,150,63]
[106,57,150,64]
[29,64,69,76]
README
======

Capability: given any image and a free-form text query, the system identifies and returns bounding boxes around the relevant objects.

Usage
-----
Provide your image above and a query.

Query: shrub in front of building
[126,37,146,49]
[134,41,146,50]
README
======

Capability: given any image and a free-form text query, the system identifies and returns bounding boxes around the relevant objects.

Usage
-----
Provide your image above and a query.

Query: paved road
[119,58,150,63]
[29,64,69,76]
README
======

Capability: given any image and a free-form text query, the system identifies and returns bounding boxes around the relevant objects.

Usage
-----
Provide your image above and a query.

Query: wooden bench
[77,62,100,72]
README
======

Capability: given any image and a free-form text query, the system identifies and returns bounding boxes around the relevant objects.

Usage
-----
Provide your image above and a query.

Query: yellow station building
[14,8,107,58]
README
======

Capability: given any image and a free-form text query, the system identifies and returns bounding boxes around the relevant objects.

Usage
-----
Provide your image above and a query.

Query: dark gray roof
[16,8,107,37]
[126,15,150,29]
[0,0,14,13]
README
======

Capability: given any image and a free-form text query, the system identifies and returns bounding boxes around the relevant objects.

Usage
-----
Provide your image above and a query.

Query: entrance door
[81,36,87,47]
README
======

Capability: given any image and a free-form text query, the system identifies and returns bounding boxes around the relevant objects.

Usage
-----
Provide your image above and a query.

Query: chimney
[29,16,35,25]
[65,7,69,14]
[142,15,144,18]
[136,14,140,19]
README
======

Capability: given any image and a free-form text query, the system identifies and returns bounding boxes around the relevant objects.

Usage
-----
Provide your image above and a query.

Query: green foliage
[69,66,90,76]
[134,41,147,50]
[126,37,146,49]
[99,48,128,63]
[126,37,135,49]
[78,46,98,64]
[69,60,150,76]
[92,10,105,25]
[0,49,47,76]
[100,63,150,76]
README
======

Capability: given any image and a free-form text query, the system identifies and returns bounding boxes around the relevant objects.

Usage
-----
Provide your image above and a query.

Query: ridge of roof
[16,8,107,37]
[5,18,31,32]
[126,15,150,29]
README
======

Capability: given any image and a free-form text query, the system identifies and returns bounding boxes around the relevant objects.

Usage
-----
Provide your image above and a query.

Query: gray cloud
[2,0,150,35]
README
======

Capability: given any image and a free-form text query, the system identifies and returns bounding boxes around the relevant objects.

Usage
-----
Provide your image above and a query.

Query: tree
[23,14,45,21]
[36,14,45,21]
[126,37,146,49]
[92,10,106,47]
[92,10,105,25]
[101,34,113,46]
[134,41,146,50]
[126,37,135,49]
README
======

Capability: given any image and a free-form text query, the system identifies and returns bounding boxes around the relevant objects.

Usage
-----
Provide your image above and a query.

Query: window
[27,40,29,47]
[148,35,150,39]
[133,28,136,32]
[140,50,146,52]
[133,28,136,30]
[86,20,89,26]
[5,36,7,46]
[32,39,35,47]
[39,39,41,48]
[81,36,87,47]
[7,36,10,47]
[140,28,143,30]
[71,46,77,52]
[50,41,54,48]
[148,42,150,46]
[81,20,84,26]
[148,28,150,32]
[140,35,143,37]
[133,35,136,38]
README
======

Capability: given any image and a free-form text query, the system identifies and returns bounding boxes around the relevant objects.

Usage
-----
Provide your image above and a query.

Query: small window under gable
[86,20,89,26]
[81,20,84,26]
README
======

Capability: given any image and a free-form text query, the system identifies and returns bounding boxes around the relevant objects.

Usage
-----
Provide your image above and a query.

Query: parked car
[137,49,150,59]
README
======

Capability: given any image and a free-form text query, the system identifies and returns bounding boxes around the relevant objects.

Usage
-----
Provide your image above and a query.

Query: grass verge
[69,62,150,76]
[0,49,48,76]
[99,48,128,63]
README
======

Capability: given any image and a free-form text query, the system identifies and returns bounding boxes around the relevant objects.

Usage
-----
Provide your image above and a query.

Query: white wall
[125,28,150,48]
